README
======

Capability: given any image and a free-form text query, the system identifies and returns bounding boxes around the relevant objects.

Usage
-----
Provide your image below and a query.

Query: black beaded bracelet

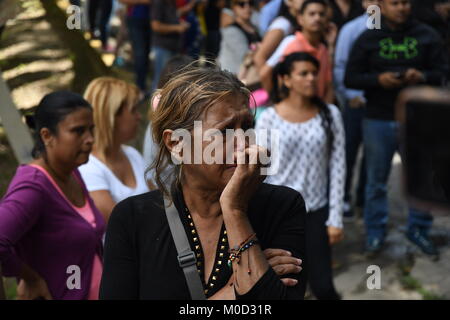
[227,238,259,267]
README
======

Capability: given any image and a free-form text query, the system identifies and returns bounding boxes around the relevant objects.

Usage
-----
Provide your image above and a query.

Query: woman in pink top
[260,0,336,102]
[0,91,105,300]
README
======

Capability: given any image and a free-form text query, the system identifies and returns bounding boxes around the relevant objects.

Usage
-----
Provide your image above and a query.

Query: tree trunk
[39,0,112,93]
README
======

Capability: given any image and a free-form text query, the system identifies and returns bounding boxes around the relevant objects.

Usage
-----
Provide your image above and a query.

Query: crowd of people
[0,0,449,300]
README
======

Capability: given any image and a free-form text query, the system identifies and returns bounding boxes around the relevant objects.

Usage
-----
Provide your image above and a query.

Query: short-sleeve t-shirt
[267,16,294,38]
[267,32,332,99]
[79,145,149,203]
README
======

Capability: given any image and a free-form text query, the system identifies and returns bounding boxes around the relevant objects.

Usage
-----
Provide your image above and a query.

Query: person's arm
[260,64,274,92]
[323,49,335,105]
[151,0,190,34]
[333,25,349,104]
[326,106,346,242]
[220,8,234,28]
[0,181,41,276]
[88,190,116,224]
[324,81,334,104]
[177,0,196,17]
[0,179,53,299]
[258,0,282,35]
[219,146,306,299]
[421,30,449,85]
[151,20,189,34]
[435,2,450,19]
[79,161,116,222]
[259,36,292,91]
[99,199,139,299]
[16,264,53,300]
[143,124,156,170]
[344,33,380,90]
[254,28,285,70]
[142,126,159,189]
[334,23,364,105]
[325,22,338,59]
[208,247,303,300]
[234,192,307,300]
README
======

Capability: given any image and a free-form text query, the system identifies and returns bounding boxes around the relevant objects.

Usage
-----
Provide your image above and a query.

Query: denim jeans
[343,104,366,208]
[363,118,433,239]
[151,46,175,92]
[126,16,151,91]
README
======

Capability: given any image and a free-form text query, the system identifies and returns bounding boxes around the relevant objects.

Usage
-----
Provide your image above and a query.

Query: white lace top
[256,104,346,228]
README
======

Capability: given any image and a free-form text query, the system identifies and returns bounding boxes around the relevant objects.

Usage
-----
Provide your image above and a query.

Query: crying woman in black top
[99,64,307,300]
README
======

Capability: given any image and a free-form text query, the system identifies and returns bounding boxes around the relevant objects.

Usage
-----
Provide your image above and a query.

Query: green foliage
[400,274,446,300]
[2,278,17,300]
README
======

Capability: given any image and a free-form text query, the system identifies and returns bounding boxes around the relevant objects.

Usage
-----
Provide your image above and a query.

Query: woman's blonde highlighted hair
[84,77,140,158]
[150,62,251,200]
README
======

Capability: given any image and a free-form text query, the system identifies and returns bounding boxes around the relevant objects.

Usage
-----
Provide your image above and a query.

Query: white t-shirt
[256,105,346,228]
[267,16,293,38]
[79,145,149,203]
[221,8,260,34]
[266,34,295,67]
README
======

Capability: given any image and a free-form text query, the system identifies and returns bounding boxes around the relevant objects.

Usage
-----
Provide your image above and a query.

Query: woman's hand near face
[219,145,268,215]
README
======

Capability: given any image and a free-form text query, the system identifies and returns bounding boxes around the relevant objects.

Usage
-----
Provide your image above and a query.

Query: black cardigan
[99,183,307,300]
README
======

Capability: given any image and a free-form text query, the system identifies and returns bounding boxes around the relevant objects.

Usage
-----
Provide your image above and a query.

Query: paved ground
[332,155,450,299]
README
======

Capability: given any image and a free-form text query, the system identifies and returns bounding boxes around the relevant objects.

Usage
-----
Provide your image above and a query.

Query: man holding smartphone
[344,0,448,257]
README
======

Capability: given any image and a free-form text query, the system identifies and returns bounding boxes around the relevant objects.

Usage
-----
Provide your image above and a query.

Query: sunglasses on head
[236,0,254,8]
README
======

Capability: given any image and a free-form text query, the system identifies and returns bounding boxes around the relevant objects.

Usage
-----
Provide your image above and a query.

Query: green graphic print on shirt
[379,37,418,60]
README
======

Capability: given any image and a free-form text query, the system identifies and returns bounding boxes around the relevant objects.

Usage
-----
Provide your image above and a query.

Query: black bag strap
[231,22,261,45]
[163,196,206,300]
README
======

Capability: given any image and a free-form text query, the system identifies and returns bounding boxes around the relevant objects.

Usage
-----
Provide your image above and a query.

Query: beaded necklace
[184,206,229,297]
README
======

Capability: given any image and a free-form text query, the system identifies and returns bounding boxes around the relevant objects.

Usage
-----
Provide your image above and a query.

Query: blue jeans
[151,46,175,92]
[363,118,433,239]
[126,16,151,91]
[343,104,366,208]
